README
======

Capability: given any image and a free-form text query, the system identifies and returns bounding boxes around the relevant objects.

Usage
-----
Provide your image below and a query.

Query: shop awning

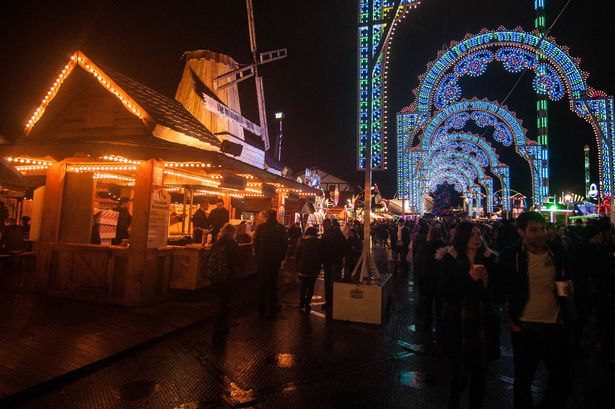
[0,141,318,194]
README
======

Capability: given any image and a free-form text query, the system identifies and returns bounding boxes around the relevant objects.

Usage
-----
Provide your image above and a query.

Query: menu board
[147,189,171,248]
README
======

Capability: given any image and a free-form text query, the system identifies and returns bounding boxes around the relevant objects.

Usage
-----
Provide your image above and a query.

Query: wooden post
[126,159,168,305]
[223,193,232,216]
[35,162,66,289]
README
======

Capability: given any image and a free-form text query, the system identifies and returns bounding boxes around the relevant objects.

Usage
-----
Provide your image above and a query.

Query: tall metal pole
[361,141,372,280]
[246,0,271,150]
[535,0,550,204]
[360,0,374,281]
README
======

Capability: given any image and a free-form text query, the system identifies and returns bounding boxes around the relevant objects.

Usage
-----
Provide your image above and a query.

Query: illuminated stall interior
[5,154,317,243]
[0,49,318,305]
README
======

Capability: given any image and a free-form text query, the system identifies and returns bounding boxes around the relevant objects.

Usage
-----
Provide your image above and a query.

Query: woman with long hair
[438,221,499,409]
[209,222,240,341]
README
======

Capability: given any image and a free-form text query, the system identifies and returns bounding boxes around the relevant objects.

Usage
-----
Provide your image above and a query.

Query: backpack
[207,241,231,284]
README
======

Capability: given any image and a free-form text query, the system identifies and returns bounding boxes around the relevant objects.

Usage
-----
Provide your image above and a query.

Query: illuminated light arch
[402,99,542,211]
[427,167,473,197]
[397,27,615,203]
[412,28,589,113]
[429,173,466,193]
[422,132,511,213]
[426,163,488,217]
[426,151,494,214]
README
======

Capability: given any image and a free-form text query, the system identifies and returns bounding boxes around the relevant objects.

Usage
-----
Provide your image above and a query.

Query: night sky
[1,0,614,199]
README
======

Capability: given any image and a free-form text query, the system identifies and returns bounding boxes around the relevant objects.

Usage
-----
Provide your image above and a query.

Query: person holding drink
[438,221,500,409]
[498,211,573,409]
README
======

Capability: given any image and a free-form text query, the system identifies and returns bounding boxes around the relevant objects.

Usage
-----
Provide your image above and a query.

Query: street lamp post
[274,112,284,161]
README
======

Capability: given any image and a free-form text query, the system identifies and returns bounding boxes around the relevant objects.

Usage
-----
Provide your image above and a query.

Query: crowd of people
[205,208,614,408]
[370,213,615,409]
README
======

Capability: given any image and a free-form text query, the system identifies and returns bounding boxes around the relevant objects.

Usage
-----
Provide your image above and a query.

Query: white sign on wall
[201,92,262,136]
[147,189,171,248]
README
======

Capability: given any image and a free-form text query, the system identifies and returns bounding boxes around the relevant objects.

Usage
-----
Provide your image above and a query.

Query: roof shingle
[100,65,221,148]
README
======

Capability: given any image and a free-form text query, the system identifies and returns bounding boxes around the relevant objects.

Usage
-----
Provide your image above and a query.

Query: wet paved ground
[4,250,615,408]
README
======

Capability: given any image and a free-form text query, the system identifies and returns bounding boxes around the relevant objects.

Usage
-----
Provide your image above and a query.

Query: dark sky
[1,0,614,199]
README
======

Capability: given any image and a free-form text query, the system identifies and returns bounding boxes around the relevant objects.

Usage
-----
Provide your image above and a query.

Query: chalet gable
[24,51,221,151]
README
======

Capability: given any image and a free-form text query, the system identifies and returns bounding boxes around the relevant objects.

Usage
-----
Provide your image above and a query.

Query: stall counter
[169,242,254,290]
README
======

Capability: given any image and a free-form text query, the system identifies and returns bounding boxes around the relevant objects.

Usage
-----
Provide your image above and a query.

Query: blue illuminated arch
[412,29,588,113]
[426,151,494,214]
[426,163,489,217]
[403,99,541,212]
[397,28,615,204]
[424,132,511,212]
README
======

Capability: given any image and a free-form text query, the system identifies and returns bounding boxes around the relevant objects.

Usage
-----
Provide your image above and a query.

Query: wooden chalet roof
[24,51,221,149]
[99,64,221,148]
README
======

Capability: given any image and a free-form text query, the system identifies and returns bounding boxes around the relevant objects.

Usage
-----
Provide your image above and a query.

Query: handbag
[208,242,231,284]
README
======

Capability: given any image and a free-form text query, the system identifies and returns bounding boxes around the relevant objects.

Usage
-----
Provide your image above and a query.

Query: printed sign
[152,165,163,187]
[201,92,262,136]
[147,189,171,248]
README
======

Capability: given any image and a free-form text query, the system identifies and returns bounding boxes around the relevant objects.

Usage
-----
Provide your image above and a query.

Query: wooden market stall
[0,50,318,306]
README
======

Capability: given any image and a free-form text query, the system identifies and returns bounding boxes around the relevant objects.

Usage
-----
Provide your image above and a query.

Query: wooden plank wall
[59,172,94,243]
[27,69,149,143]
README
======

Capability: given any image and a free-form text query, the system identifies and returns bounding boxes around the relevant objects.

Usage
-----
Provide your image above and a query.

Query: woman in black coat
[209,222,240,341]
[438,221,499,409]
[295,227,323,312]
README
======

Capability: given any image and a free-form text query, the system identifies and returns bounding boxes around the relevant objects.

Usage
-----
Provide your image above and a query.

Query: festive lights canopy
[422,132,511,212]
[358,2,614,213]
[427,150,495,213]
[395,27,615,209]
[426,164,488,217]
[401,99,537,213]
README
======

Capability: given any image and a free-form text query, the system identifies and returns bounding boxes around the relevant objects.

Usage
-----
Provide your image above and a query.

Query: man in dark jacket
[498,211,572,409]
[295,227,323,312]
[191,202,209,244]
[208,198,230,239]
[112,197,132,245]
[254,209,287,318]
[321,219,346,310]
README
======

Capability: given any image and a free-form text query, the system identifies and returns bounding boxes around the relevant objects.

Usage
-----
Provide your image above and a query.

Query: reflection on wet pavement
[225,381,258,406]
[267,353,297,368]
[398,371,436,388]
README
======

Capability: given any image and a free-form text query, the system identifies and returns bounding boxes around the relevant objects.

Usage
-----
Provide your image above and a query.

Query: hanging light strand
[163,169,219,187]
